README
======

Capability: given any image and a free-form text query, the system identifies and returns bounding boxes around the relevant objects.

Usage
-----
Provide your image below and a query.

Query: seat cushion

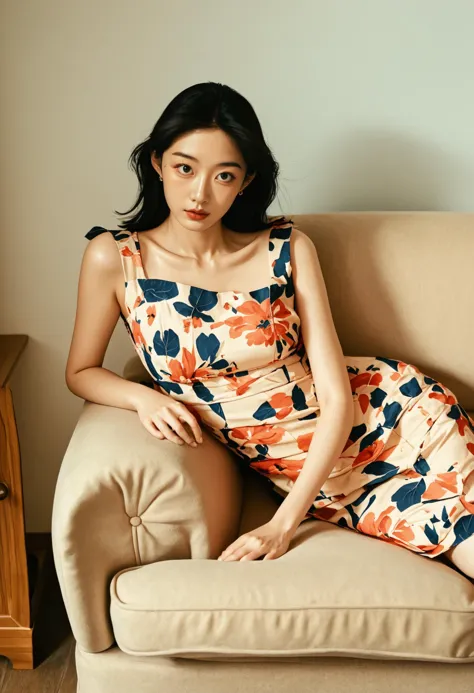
[110,520,474,662]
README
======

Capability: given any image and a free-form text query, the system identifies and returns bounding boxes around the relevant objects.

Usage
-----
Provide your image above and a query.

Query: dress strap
[85,227,145,284]
[268,221,294,295]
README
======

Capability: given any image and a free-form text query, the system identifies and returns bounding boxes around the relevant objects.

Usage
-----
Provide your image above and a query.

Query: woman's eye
[217,172,235,182]
[175,164,192,175]
[174,164,235,182]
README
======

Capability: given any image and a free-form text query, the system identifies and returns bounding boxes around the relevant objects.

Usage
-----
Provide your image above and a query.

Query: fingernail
[191,442,197,447]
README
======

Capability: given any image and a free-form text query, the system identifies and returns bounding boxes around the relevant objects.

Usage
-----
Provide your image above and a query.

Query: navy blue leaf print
[298,412,317,421]
[453,515,474,546]
[250,286,270,303]
[157,380,184,395]
[359,423,385,451]
[138,278,180,303]
[273,240,290,278]
[173,302,194,317]
[194,312,215,323]
[253,401,276,421]
[365,471,400,487]
[285,273,295,298]
[188,287,218,313]
[424,523,439,545]
[414,456,430,475]
[272,226,292,239]
[270,283,286,303]
[391,479,426,511]
[209,402,226,422]
[352,488,373,507]
[210,358,230,370]
[399,377,423,398]
[382,401,402,429]
[441,506,451,528]
[141,347,163,383]
[370,388,387,409]
[291,384,307,411]
[363,461,398,476]
[349,423,368,444]
[196,333,220,363]
[153,329,180,358]
[192,381,214,402]
[375,356,402,371]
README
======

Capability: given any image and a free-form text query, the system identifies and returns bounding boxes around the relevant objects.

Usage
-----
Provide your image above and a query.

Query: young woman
[66,81,474,577]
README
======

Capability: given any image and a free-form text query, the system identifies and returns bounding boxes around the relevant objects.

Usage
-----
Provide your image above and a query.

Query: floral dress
[86,220,474,558]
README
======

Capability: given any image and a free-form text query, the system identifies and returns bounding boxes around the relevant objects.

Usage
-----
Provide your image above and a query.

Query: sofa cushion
[110,520,474,662]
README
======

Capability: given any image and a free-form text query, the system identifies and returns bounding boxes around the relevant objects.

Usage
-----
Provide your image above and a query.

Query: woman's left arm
[270,227,355,532]
[218,228,355,561]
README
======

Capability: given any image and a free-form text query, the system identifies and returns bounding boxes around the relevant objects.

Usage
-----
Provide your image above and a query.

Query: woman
[66,81,474,577]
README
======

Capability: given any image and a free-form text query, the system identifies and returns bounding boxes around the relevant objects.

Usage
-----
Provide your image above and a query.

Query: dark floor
[0,548,77,692]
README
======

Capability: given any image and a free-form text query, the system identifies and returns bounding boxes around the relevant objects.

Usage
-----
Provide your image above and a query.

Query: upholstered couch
[52,213,474,693]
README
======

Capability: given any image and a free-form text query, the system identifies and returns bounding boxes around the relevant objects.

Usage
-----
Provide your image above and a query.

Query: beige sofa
[52,213,474,693]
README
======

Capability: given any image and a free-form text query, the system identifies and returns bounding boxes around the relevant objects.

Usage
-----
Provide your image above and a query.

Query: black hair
[115,81,291,233]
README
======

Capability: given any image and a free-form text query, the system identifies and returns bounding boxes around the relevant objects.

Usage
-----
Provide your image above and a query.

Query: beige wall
[1,0,473,531]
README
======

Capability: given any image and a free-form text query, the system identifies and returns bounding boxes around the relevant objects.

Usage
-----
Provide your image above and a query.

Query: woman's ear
[151,152,162,177]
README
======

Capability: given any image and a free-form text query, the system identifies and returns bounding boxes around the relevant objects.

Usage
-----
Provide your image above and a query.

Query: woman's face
[151,128,254,227]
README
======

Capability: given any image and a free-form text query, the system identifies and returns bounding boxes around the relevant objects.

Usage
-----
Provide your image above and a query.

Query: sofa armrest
[51,401,243,653]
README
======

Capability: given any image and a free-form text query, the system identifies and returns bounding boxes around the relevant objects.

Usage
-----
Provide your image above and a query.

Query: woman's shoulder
[83,226,124,275]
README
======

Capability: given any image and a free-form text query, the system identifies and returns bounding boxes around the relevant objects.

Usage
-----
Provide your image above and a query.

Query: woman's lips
[185,210,209,220]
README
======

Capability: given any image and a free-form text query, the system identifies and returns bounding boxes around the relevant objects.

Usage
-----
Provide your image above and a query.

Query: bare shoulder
[82,229,122,275]
[291,226,319,265]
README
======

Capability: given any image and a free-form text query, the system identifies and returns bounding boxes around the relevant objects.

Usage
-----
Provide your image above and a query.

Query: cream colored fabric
[110,515,474,661]
[75,643,474,693]
[52,213,474,692]
[51,401,243,652]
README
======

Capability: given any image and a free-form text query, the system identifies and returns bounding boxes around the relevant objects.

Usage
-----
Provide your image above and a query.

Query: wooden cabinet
[0,334,32,669]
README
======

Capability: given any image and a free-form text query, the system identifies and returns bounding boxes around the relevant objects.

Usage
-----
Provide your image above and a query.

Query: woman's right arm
[65,232,202,447]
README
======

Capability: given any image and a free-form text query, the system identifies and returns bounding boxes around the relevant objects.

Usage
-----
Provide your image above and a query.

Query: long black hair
[115,82,290,233]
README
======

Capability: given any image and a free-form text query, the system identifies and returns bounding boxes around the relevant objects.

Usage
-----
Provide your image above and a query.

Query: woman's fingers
[142,417,165,439]
[152,416,186,445]
[174,408,203,444]
[164,410,199,446]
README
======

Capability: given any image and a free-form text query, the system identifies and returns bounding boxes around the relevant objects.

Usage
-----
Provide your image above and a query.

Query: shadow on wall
[318,129,469,211]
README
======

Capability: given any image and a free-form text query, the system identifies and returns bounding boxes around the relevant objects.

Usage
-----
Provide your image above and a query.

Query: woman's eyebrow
[171,151,242,169]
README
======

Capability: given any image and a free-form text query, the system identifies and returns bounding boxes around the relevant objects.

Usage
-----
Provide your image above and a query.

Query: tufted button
[129,516,142,526]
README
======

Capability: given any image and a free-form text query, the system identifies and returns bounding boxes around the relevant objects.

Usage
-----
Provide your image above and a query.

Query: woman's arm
[271,228,355,531]
[65,232,149,411]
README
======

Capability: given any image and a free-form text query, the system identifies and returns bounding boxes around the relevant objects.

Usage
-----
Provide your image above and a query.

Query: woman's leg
[444,469,474,579]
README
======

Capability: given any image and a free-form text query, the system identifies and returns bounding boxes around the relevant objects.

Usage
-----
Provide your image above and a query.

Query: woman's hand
[134,388,203,447]
[217,519,295,561]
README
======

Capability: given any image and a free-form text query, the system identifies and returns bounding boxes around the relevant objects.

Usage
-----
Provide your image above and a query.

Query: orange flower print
[428,389,457,406]
[133,294,144,310]
[213,297,292,348]
[358,505,395,537]
[225,374,259,396]
[231,423,286,447]
[250,456,304,481]
[146,304,156,325]
[121,246,143,268]
[168,347,196,383]
[269,392,294,420]
[297,431,314,452]
[422,472,459,500]
[183,316,203,334]
[131,319,146,346]
[391,518,415,545]
[351,440,398,469]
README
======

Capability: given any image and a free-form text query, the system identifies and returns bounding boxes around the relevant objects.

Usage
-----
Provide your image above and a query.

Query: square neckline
[131,222,290,297]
